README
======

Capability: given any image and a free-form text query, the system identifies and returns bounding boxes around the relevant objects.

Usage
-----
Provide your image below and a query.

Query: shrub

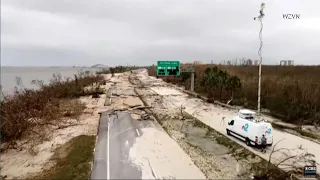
[0,72,106,151]
[95,68,111,74]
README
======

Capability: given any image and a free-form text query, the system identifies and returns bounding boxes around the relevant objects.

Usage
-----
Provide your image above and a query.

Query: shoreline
[0,72,110,179]
[1,67,100,96]
[1,94,107,179]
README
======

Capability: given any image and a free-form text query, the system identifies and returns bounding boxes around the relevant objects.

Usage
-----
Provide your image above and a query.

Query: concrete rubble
[123,97,144,107]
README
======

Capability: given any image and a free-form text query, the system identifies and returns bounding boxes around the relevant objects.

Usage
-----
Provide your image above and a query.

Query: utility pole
[180,62,195,92]
[258,58,262,115]
[255,3,265,116]
[190,61,196,92]
[191,69,194,92]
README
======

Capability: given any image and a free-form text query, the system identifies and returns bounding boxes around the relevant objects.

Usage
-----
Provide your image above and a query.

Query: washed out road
[90,73,206,180]
[91,111,144,179]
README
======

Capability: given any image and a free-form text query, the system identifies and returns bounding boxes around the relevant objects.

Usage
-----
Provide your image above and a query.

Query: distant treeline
[96,65,147,75]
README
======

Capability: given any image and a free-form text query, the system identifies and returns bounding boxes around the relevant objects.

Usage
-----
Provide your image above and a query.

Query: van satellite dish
[238,109,256,115]
[238,109,256,120]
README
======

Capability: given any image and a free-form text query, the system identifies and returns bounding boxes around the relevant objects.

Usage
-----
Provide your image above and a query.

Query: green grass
[32,135,96,180]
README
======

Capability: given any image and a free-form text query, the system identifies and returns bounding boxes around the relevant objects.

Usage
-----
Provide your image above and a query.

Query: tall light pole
[191,62,195,92]
[254,3,265,116]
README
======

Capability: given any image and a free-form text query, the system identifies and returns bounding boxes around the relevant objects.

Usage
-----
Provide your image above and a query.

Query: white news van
[226,109,273,147]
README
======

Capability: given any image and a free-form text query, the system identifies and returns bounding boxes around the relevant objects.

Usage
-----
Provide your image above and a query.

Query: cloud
[1,0,320,66]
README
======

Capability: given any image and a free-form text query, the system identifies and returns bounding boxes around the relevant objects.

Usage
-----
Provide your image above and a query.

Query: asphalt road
[90,111,154,180]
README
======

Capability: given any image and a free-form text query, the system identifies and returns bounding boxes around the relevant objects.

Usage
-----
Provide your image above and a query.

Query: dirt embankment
[0,74,111,180]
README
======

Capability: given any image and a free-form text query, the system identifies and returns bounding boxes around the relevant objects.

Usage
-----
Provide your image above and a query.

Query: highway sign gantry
[157,61,180,76]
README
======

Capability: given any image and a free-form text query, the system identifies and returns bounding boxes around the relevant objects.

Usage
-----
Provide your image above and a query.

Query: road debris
[141,113,150,120]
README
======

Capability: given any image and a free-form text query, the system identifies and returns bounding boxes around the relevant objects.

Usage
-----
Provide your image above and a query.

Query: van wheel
[226,129,230,135]
[245,138,251,146]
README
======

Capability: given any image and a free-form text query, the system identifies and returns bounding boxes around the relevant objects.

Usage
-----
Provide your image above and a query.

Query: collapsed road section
[91,111,143,179]
[91,72,206,179]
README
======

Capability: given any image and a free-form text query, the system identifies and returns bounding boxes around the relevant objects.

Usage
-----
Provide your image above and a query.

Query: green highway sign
[157,61,180,76]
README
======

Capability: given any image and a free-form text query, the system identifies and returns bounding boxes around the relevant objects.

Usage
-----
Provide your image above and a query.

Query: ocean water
[1,67,99,96]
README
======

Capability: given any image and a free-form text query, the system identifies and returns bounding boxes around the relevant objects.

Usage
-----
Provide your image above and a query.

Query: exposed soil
[0,79,110,179]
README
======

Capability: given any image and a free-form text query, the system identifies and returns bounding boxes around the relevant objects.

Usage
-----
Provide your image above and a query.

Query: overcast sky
[1,0,319,66]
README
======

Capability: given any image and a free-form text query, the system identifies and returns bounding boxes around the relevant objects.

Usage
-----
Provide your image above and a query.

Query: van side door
[239,120,250,138]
